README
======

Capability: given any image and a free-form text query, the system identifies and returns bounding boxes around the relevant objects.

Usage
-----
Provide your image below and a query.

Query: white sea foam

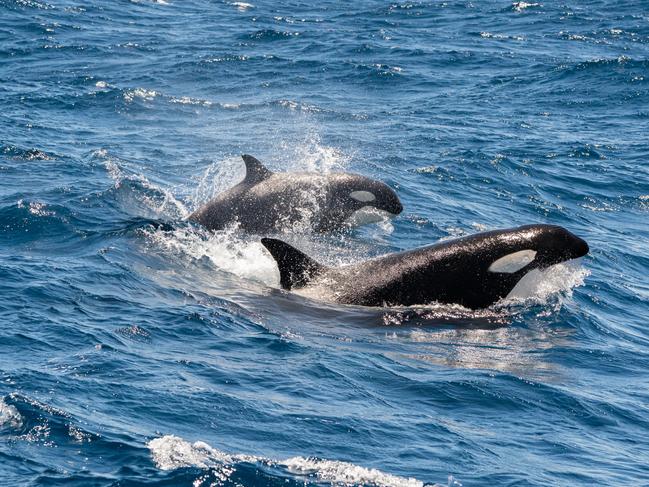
[0,398,23,430]
[283,456,425,487]
[230,1,253,11]
[147,435,436,487]
[147,225,280,286]
[123,88,159,103]
[512,1,541,11]
[28,201,55,217]
[148,435,236,470]
[480,31,525,41]
[170,95,213,106]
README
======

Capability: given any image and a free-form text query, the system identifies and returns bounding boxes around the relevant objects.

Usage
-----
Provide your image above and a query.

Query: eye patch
[350,190,376,202]
[488,249,537,273]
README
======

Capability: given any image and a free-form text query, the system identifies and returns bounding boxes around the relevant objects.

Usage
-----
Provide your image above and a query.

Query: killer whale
[261,224,589,309]
[189,155,403,233]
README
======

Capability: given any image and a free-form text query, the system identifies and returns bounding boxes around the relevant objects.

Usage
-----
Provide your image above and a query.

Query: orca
[261,224,589,309]
[189,155,403,233]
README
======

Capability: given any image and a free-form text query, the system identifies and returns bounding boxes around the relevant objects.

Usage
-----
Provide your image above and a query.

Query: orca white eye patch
[350,190,376,203]
[488,249,537,273]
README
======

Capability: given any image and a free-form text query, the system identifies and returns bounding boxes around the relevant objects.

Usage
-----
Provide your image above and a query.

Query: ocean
[1,0,648,485]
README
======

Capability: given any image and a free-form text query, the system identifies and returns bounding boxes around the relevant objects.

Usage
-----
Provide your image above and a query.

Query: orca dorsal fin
[261,238,325,290]
[242,154,272,184]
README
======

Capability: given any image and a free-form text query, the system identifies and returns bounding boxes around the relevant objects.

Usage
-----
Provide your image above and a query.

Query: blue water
[1,0,648,485]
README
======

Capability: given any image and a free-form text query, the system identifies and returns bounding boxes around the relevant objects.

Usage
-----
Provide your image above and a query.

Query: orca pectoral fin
[242,154,272,184]
[261,238,325,290]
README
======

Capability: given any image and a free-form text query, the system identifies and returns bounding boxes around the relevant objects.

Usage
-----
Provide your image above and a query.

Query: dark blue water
[1,0,648,485]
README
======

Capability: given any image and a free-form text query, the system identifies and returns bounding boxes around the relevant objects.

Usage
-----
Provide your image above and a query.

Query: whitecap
[230,1,253,11]
[28,201,55,217]
[512,2,541,12]
[147,434,433,487]
[283,456,424,487]
[170,95,213,106]
[123,88,159,103]
[0,398,23,430]
[148,435,235,470]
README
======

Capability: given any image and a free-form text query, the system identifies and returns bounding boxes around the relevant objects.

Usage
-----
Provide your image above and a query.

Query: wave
[0,200,85,247]
[95,149,189,221]
[228,1,254,11]
[3,0,54,10]
[550,56,649,84]
[509,2,541,12]
[148,434,452,487]
[0,398,22,430]
[1,143,57,161]
[0,394,99,446]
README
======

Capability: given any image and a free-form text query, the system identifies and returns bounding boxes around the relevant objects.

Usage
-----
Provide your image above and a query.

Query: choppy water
[1,0,648,485]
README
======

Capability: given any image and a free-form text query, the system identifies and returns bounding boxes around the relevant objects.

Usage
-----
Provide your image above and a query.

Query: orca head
[530,225,589,268]
[335,175,403,227]
[488,225,589,276]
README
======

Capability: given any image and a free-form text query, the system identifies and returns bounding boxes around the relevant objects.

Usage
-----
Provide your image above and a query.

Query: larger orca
[189,155,403,233]
[261,224,589,309]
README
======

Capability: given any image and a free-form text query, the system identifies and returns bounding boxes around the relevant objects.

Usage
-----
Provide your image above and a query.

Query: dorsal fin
[261,238,325,290]
[242,154,272,184]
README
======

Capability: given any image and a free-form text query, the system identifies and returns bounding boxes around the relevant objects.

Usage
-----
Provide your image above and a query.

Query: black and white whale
[189,155,403,233]
[261,224,589,309]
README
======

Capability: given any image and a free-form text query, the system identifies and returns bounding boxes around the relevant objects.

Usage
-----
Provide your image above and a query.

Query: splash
[275,131,351,173]
[381,303,510,327]
[148,435,238,470]
[98,150,189,220]
[123,88,159,103]
[229,1,253,10]
[283,457,424,487]
[499,260,589,309]
[189,155,246,209]
[511,2,541,11]
[0,398,23,430]
[145,224,280,286]
[147,434,438,487]
[186,140,352,232]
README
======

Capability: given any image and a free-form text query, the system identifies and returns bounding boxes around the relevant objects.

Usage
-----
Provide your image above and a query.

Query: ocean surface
[1,0,648,485]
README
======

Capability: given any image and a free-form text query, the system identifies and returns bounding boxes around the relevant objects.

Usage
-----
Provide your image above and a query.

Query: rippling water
[1,0,648,485]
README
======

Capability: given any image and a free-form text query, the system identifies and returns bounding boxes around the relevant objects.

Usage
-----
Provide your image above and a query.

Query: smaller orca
[261,224,589,309]
[189,155,403,234]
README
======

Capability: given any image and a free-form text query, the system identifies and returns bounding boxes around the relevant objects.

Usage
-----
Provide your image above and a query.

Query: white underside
[504,259,586,302]
[346,206,396,227]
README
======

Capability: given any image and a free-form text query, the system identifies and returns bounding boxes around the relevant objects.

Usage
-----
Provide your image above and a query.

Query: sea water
[1,1,648,485]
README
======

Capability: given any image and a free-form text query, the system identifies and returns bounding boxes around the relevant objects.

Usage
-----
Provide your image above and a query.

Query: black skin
[189,155,403,234]
[262,224,589,310]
